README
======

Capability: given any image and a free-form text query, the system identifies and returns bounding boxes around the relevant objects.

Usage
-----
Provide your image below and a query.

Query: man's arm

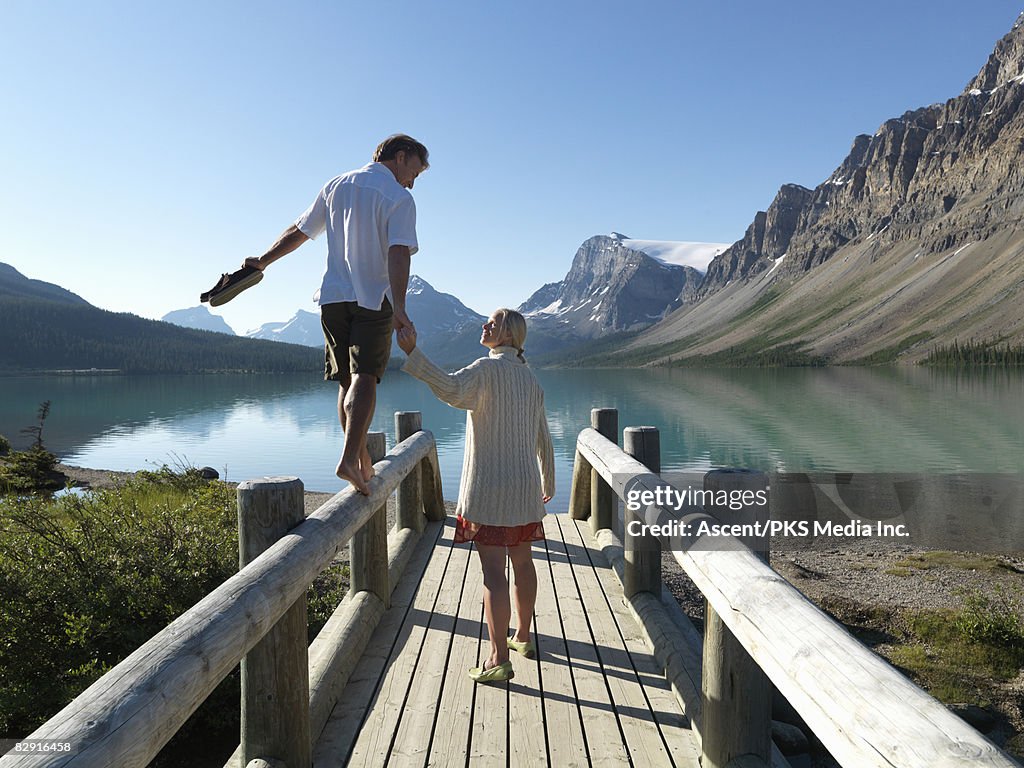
[244,224,309,271]
[388,244,414,331]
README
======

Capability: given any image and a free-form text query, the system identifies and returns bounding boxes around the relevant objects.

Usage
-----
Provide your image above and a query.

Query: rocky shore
[662,538,1024,763]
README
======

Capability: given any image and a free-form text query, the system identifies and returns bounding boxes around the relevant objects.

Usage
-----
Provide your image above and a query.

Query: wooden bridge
[1,410,1020,768]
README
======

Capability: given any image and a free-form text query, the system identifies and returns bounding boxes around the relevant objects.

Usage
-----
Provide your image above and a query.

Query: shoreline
[58,460,1024,613]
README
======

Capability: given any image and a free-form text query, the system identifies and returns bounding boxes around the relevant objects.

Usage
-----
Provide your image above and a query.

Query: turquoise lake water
[1,366,1022,523]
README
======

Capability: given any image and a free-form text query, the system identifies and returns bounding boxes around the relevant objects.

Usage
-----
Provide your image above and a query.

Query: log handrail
[0,429,442,768]
[574,425,1020,768]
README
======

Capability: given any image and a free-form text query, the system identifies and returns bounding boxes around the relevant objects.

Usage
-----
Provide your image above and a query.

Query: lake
[2,366,1023,525]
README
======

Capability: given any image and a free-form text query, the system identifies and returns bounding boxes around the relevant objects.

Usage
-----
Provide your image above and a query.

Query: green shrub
[955,589,1024,647]
[0,472,240,741]
[0,402,59,492]
[0,445,59,492]
[0,468,351,763]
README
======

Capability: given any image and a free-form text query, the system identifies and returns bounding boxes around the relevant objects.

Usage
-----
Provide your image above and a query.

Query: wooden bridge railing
[0,412,445,768]
[570,407,1021,768]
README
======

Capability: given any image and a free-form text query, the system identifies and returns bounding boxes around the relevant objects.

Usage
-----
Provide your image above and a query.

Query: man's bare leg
[335,373,376,495]
[336,380,375,484]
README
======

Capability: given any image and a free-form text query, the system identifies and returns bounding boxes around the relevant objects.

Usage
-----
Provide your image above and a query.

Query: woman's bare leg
[507,541,537,643]
[476,543,511,668]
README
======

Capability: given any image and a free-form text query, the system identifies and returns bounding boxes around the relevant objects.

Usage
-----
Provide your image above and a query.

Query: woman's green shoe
[507,635,536,659]
[469,660,514,683]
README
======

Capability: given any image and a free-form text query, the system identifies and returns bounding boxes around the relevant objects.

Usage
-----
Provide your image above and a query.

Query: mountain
[246,310,322,346]
[238,276,486,366]
[406,275,485,336]
[0,262,319,374]
[162,306,235,335]
[593,14,1024,366]
[0,263,89,305]
[403,276,487,366]
[520,234,725,356]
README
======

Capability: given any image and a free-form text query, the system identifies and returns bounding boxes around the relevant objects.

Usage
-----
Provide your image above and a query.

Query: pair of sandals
[468,635,537,683]
[199,264,264,307]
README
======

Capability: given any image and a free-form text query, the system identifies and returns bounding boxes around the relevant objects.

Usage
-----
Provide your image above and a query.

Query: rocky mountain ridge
[162,306,236,336]
[245,310,322,346]
[520,234,712,354]
[609,13,1024,365]
[164,275,487,366]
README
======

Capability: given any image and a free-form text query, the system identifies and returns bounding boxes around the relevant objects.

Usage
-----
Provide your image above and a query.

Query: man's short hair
[374,134,429,168]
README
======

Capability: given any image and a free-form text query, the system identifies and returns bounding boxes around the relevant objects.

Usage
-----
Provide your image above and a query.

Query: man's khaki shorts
[321,299,393,383]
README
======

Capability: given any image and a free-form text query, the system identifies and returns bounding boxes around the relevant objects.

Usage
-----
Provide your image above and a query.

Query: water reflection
[0,366,1021,515]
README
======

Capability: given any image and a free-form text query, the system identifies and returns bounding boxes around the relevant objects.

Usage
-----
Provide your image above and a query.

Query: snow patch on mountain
[609,233,730,271]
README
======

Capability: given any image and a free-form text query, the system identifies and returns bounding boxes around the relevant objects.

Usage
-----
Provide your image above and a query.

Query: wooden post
[421,442,447,522]
[350,432,390,607]
[395,411,424,532]
[700,469,772,768]
[568,450,593,520]
[237,476,310,768]
[623,426,661,598]
[590,408,617,534]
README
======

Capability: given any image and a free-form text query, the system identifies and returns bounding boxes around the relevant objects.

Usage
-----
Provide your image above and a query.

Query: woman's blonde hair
[493,308,528,363]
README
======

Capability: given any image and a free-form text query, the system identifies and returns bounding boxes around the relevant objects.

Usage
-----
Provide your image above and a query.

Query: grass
[668,340,829,368]
[818,579,1024,753]
[564,331,703,368]
[887,589,1024,705]
[848,331,934,365]
[891,550,1016,572]
[880,555,1024,704]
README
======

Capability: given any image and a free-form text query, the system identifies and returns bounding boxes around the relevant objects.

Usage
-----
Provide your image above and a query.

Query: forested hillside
[0,297,320,374]
[0,263,89,306]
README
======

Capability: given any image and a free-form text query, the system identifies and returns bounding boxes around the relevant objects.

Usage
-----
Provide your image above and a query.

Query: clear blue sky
[2,1,1021,334]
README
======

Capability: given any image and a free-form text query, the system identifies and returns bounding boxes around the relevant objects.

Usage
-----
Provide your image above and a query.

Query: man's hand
[392,305,414,333]
[243,225,309,272]
[397,326,417,355]
[543,495,552,504]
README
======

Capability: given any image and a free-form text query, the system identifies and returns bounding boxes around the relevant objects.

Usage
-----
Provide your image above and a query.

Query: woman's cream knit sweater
[402,345,555,527]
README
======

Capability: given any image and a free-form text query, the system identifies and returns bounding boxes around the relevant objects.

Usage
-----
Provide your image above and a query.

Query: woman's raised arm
[401,346,485,411]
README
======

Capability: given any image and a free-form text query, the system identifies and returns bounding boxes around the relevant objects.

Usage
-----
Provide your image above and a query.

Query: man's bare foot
[336,459,370,495]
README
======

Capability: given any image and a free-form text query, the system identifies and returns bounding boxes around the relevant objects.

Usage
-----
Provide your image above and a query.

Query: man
[243,134,429,495]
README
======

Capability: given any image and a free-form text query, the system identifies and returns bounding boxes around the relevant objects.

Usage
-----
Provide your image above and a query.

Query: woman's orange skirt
[454,514,545,546]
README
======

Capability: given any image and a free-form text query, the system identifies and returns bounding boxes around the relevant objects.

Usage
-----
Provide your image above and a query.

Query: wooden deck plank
[426,541,484,767]
[554,516,674,767]
[317,520,454,768]
[566,518,701,768]
[545,516,631,766]
[507,540,548,768]
[315,513,705,768]
[389,538,474,764]
[533,517,589,767]
[468,561,508,765]
[312,521,445,767]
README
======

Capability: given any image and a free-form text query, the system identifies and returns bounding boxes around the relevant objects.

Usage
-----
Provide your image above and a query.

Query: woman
[397,308,554,683]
